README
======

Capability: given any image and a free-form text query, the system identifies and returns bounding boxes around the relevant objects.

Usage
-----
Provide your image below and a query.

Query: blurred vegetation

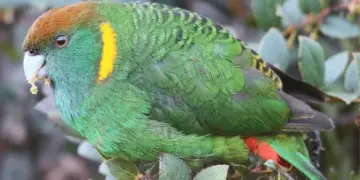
[0,0,359,180]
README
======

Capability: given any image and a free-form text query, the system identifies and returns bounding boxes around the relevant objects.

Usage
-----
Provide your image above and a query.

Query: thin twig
[282,3,350,36]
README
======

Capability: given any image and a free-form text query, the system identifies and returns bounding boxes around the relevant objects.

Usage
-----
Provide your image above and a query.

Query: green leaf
[193,165,229,180]
[77,141,102,162]
[320,16,360,39]
[107,158,139,180]
[298,0,330,14]
[99,162,112,176]
[326,91,358,105]
[298,36,325,87]
[277,0,305,27]
[259,28,289,70]
[354,53,360,95]
[251,0,286,30]
[344,59,359,92]
[324,51,349,85]
[159,153,192,180]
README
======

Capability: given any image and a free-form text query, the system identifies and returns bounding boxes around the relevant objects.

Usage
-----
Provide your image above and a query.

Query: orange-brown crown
[23,1,98,51]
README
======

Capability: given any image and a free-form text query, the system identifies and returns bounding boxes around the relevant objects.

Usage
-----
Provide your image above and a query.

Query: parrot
[22,1,334,180]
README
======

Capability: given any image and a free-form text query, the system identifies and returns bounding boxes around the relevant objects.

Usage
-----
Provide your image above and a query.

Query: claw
[263,160,277,170]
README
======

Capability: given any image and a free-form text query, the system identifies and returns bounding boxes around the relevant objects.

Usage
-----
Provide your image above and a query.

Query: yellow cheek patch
[97,22,117,82]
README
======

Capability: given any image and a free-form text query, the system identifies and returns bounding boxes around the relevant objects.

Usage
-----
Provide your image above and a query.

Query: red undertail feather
[244,137,290,168]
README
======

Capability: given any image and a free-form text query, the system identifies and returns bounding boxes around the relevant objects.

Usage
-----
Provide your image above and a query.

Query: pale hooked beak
[23,51,50,94]
[23,51,46,82]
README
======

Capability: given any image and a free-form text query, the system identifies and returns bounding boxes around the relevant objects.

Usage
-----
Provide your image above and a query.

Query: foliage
[249,0,360,179]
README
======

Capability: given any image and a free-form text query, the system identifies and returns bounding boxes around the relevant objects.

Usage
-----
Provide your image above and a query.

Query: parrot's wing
[130,3,334,135]
[145,46,333,135]
[231,62,334,133]
[234,45,334,133]
[266,136,327,180]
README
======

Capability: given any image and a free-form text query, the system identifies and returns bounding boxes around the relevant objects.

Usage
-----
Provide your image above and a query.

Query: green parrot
[22,1,334,180]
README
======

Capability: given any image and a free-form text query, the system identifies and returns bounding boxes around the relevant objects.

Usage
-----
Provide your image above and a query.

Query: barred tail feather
[271,144,327,180]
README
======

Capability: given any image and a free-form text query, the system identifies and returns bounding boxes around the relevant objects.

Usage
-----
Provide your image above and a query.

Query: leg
[249,156,275,174]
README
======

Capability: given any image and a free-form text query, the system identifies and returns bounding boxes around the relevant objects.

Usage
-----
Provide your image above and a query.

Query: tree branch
[282,3,350,36]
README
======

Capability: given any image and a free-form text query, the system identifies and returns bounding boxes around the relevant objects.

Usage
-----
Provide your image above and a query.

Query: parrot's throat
[48,61,97,124]
[52,74,92,120]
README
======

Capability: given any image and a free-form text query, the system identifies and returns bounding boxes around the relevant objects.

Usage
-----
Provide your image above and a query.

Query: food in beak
[23,52,51,95]
[29,76,39,94]
[29,73,50,94]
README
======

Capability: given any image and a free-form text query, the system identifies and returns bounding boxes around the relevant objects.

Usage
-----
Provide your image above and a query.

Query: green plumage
[23,1,334,179]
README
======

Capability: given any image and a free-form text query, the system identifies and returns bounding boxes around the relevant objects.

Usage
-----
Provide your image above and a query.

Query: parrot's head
[22,2,126,95]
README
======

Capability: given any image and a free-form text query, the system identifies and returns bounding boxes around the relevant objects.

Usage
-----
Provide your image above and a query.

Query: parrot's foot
[251,159,276,173]
[255,160,295,179]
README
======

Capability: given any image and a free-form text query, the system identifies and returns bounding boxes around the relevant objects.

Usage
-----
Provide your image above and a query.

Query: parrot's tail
[271,144,327,180]
[277,91,335,132]
[242,41,329,105]
[245,136,327,180]
[268,63,331,107]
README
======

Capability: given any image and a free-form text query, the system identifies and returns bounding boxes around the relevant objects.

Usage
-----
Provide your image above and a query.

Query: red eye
[55,35,68,48]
